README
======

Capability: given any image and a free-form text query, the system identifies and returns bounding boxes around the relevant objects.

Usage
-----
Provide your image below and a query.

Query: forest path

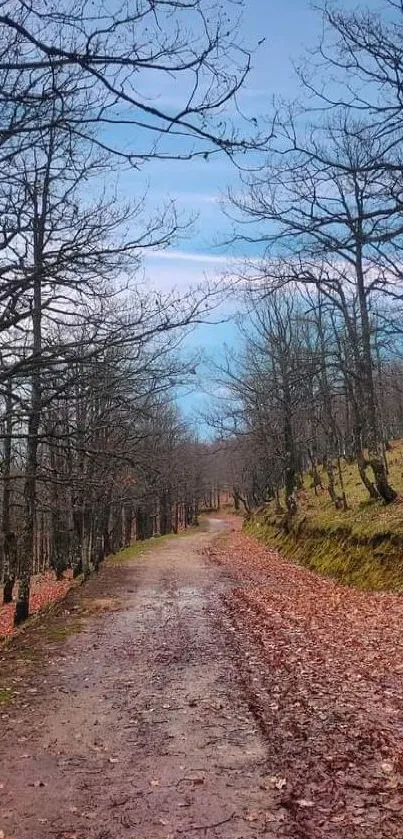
[0,519,280,839]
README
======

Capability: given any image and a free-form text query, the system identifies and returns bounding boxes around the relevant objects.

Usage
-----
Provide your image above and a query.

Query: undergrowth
[246,441,403,592]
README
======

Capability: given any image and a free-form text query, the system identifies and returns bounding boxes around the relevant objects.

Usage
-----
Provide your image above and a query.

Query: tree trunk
[15,251,42,625]
[2,379,14,604]
[159,490,172,536]
[275,487,283,515]
[49,440,70,580]
[336,455,348,511]
[355,430,378,500]
[15,406,40,624]
[324,455,337,504]
[284,404,297,516]
[308,448,323,495]
[356,249,396,502]
[174,501,179,534]
[51,509,69,580]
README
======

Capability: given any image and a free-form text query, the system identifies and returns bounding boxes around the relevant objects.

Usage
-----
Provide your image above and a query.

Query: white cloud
[178,192,220,205]
[149,249,230,266]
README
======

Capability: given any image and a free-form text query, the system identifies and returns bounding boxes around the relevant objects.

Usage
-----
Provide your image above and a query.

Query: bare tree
[212,290,317,516]
[1,376,15,602]
[0,0,266,166]
[230,110,403,502]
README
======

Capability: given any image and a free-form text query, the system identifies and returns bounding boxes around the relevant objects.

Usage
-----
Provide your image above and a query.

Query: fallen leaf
[381,760,394,774]
[0,571,74,640]
[268,775,287,790]
[245,812,260,822]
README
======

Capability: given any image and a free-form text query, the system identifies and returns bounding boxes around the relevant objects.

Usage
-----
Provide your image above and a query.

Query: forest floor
[0,571,75,639]
[248,439,403,592]
[0,518,403,838]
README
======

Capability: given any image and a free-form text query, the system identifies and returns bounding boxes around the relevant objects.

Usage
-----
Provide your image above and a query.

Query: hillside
[245,441,403,592]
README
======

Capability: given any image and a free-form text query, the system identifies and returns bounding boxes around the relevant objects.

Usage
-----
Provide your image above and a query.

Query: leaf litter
[0,571,74,640]
[207,530,403,838]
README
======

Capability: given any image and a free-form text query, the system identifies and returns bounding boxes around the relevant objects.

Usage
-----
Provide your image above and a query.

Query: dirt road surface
[0,520,281,839]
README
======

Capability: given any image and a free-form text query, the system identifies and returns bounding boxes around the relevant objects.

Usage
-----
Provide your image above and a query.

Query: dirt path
[3,519,402,839]
[0,520,281,839]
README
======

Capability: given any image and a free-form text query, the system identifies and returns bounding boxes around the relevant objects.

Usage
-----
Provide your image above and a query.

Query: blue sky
[118,0,367,424]
[141,0,322,282]
[143,0,327,421]
[113,1,327,282]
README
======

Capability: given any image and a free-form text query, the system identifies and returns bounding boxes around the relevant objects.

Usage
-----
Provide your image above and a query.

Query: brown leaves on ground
[0,572,74,640]
[80,597,122,615]
[207,531,403,838]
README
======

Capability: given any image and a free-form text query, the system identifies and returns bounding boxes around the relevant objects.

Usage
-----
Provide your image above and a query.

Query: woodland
[1,5,403,837]
[0,0,260,628]
[208,1,403,591]
[1,0,403,626]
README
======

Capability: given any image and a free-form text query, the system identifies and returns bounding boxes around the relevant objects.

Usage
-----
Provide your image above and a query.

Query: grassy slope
[245,441,403,592]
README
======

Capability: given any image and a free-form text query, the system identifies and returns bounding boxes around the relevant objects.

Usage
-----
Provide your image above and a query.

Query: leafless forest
[3,5,403,838]
[2,0,403,627]
[0,0,263,625]
[211,2,403,519]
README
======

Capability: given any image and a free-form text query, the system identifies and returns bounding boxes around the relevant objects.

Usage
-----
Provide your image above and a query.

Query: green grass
[14,646,35,661]
[107,525,202,565]
[246,441,403,592]
[43,622,83,642]
[0,687,12,705]
[278,443,403,538]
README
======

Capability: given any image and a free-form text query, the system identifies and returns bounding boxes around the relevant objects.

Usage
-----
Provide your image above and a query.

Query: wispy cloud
[152,190,220,206]
[150,250,230,266]
[178,192,220,205]
[143,249,244,294]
